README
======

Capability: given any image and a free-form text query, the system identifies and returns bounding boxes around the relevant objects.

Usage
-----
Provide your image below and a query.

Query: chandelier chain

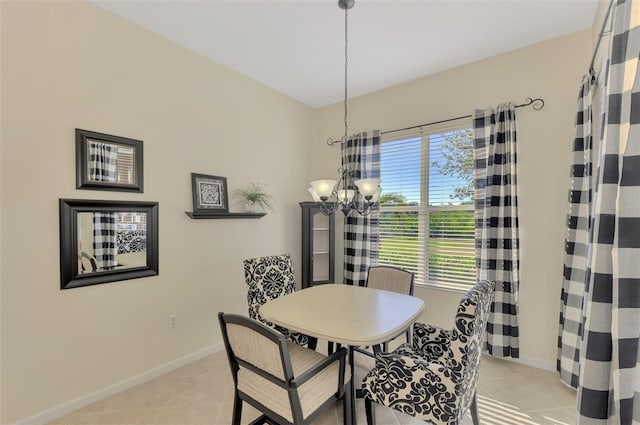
[343,7,349,143]
[308,0,379,217]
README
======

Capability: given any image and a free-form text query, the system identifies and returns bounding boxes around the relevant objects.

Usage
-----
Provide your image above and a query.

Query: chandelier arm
[351,199,372,216]
[319,200,340,216]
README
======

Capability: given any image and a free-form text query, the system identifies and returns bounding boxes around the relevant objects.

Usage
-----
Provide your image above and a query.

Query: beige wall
[0,2,314,423]
[312,29,592,369]
[1,1,597,422]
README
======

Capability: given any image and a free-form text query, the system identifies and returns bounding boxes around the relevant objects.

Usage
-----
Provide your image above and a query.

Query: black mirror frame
[59,199,159,289]
[75,128,144,193]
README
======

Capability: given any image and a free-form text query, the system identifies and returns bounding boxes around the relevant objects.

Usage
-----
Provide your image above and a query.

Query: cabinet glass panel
[313,254,330,281]
[300,202,335,288]
[313,226,330,254]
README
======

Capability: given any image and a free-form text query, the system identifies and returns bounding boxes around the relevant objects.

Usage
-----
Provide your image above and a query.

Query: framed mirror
[76,129,144,192]
[59,199,159,289]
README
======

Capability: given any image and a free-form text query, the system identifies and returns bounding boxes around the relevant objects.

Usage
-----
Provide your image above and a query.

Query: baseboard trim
[14,343,224,425]
[498,354,556,372]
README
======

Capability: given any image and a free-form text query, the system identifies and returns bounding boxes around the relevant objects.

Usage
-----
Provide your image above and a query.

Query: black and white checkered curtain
[93,212,117,271]
[88,140,117,182]
[578,1,640,423]
[473,104,520,358]
[343,130,380,287]
[557,74,593,389]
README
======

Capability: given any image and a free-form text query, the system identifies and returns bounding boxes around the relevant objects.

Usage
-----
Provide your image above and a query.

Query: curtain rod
[327,97,545,146]
[589,0,614,80]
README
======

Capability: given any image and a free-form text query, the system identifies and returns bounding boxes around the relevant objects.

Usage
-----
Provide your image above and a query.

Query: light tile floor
[49,343,576,425]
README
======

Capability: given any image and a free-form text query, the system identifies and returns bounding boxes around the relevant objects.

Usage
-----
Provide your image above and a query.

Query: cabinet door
[300,202,334,288]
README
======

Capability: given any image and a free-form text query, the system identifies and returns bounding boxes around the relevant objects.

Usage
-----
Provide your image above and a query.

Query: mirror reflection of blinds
[116,146,135,184]
[379,126,476,289]
[116,212,147,230]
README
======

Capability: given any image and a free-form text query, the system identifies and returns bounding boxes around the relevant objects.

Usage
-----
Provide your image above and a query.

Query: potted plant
[233,183,275,212]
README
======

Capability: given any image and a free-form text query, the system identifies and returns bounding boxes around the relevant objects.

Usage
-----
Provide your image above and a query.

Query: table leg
[348,345,356,425]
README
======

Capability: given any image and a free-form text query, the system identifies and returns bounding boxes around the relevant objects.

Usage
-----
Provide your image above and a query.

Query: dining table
[259,283,425,425]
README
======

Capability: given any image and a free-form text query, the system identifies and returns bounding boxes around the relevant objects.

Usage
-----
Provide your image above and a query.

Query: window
[378,124,476,289]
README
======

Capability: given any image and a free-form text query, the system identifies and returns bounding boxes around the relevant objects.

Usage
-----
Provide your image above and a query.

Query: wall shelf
[185,211,266,219]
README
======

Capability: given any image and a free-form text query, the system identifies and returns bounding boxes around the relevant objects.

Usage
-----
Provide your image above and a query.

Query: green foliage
[428,210,474,238]
[379,192,410,206]
[379,209,474,238]
[430,129,474,201]
[379,209,476,284]
[233,183,275,212]
[379,235,476,283]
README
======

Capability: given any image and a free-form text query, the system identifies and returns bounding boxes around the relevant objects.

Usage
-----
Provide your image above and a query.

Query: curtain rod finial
[531,98,545,111]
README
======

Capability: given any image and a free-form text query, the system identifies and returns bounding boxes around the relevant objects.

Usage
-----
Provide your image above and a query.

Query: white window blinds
[379,125,476,289]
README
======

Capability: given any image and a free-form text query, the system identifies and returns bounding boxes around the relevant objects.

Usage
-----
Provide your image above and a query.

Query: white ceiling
[92,0,599,108]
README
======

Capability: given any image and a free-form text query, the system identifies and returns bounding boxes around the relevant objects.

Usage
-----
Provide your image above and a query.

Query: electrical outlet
[169,314,177,329]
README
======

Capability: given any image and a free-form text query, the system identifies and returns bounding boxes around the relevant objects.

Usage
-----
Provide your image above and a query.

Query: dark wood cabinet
[300,202,335,288]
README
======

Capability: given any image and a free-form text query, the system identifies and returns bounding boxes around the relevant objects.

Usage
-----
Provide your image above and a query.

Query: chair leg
[246,415,270,425]
[232,392,243,425]
[327,341,334,354]
[342,384,352,425]
[365,398,376,425]
[470,390,480,425]
[307,336,318,350]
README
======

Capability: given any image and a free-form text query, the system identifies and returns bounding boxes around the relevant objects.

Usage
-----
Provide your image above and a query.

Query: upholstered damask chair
[218,313,351,425]
[362,280,495,425]
[244,254,317,349]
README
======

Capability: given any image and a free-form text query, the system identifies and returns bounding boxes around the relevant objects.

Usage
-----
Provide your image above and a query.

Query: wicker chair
[362,280,495,425]
[345,266,416,357]
[366,265,415,294]
[244,254,317,349]
[365,266,415,351]
[219,313,351,425]
[331,266,416,356]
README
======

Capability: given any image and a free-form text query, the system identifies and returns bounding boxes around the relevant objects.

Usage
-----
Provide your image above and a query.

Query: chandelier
[307,0,381,216]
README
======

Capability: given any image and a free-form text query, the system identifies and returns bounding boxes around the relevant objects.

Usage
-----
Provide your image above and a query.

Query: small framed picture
[191,173,229,214]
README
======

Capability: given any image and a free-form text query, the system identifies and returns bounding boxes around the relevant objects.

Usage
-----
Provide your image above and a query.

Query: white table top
[259,284,425,347]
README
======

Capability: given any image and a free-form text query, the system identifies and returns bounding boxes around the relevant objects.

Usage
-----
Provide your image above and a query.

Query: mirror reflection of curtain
[88,141,117,182]
[93,213,116,270]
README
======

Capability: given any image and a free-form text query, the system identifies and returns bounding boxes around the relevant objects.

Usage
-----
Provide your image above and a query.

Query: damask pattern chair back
[362,280,495,425]
[448,279,495,420]
[243,254,296,326]
[243,254,314,348]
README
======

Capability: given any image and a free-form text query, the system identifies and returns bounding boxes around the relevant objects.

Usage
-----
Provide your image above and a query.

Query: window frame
[378,121,476,291]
